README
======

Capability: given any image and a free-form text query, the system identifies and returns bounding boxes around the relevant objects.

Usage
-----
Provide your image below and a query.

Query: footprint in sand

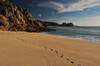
[60,54,64,58]
[77,64,82,66]
[70,61,74,64]
[43,47,82,66]
[66,58,70,61]
[50,48,53,51]
[66,58,75,64]
[55,50,58,54]
[44,47,47,49]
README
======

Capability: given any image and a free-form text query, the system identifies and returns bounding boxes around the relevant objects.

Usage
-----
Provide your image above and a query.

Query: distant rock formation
[39,20,74,27]
[0,0,49,32]
[37,20,59,27]
[60,22,74,27]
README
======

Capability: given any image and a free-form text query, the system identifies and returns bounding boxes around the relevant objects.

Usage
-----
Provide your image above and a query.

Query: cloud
[40,16,76,24]
[37,0,100,13]
[40,16,100,26]
[76,16,100,26]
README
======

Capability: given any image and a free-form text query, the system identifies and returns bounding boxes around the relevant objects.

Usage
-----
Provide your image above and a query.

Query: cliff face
[0,0,44,32]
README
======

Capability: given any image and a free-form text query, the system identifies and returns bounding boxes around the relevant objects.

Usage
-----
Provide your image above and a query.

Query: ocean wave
[46,26,100,43]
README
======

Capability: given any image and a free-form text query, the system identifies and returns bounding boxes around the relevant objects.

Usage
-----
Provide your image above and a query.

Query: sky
[10,0,100,26]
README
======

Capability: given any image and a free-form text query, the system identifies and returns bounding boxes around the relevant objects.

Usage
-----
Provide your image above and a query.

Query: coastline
[0,31,100,66]
[44,32,100,44]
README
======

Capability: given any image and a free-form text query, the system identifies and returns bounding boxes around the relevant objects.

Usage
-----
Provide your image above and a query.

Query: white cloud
[40,16,76,24]
[40,16,100,26]
[76,16,100,26]
[37,0,100,13]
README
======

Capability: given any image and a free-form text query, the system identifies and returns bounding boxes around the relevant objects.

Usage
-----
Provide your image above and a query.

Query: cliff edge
[0,0,46,32]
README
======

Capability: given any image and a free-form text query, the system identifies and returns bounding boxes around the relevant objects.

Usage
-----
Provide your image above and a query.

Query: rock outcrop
[39,20,74,27]
[60,22,74,27]
[37,20,59,27]
[0,0,45,32]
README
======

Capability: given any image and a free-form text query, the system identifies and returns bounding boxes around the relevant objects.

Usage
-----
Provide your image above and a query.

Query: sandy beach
[0,31,100,66]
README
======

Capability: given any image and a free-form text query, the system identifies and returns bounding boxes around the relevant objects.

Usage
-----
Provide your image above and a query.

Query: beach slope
[0,31,100,66]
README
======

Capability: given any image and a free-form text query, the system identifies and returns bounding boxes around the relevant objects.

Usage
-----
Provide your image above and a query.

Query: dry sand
[0,31,100,66]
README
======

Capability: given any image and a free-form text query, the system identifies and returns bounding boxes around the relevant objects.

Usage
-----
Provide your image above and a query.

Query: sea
[45,26,100,43]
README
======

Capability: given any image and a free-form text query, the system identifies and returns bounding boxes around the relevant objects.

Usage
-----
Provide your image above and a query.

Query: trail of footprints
[43,46,82,66]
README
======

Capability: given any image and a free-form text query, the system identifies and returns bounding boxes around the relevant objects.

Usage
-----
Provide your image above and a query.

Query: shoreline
[0,31,100,66]
[44,32,99,44]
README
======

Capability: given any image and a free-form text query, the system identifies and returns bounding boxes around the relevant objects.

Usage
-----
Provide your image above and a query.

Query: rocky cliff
[0,0,46,32]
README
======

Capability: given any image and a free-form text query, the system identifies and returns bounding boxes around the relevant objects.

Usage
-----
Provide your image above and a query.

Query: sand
[0,31,100,66]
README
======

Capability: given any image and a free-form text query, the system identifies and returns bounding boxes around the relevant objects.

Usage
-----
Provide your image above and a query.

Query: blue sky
[11,0,100,26]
